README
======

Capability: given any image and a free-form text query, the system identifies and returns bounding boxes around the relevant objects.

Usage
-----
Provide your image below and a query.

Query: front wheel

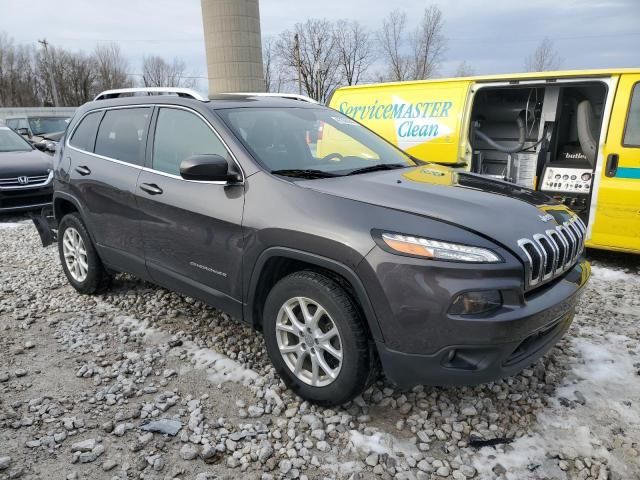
[263,271,373,406]
[58,213,110,294]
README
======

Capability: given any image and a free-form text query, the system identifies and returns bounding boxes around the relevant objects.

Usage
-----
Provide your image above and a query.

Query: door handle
[605,153,619,177]
[139,183,163,195]
[74,165,91,176]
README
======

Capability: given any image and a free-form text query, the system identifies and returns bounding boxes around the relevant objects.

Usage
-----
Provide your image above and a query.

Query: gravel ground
[1,215,639,480]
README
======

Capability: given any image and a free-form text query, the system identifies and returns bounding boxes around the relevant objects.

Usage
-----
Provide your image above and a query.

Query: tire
[57,212,110,294]
[263,271,373,406]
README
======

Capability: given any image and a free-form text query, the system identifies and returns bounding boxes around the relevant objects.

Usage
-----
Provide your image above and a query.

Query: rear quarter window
[94,108,151,165]
[69,111,103,152]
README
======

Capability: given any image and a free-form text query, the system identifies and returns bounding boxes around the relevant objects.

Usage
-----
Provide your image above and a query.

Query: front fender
[244,246,384,342]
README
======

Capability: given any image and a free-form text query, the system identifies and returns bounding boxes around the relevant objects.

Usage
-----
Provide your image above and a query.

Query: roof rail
[225,92,319,104]
[94,87,207,102]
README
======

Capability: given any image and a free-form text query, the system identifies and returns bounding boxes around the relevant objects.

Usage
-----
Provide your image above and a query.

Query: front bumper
[359,246,590,388]
[0,185,53,213]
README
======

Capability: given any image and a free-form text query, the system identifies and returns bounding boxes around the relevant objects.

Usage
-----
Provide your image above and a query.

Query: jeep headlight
[381,233,502,263]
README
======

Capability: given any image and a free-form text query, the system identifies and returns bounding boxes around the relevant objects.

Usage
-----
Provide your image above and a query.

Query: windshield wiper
[271,169,338,179]
[346,163,408,176]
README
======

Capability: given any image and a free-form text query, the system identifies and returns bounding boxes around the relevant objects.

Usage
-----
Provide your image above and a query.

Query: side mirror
[179,154,241,183]
[17,127,30,137]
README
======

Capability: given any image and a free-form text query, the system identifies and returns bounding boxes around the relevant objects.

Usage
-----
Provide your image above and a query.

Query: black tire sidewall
[263,271,370,406]
[57,213,104,294]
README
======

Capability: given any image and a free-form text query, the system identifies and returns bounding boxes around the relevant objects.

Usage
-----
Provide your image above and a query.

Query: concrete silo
[201,0,264,95]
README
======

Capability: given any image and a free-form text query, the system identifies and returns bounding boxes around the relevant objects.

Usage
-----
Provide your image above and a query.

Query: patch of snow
[0,222,27,229]
[320,459,361,475]
[472,331,640,479]
[116,315,172,345]
[114,314,257,386]
[590,265,638,283]
[189,347,258,385]
[348,429,419,458]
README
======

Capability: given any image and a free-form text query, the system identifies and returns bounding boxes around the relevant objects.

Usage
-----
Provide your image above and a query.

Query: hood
[40,131,64,142]
[0,149,53,177]
[296,164,576,254]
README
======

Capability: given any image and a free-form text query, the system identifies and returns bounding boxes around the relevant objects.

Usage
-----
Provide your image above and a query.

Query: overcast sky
[2,0,639,92]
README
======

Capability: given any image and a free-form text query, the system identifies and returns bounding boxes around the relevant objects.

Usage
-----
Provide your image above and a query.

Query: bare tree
[276,19,341,102]
[262,36,287,93]
[94,43,132,92]
[0,33,198,107]
[56,50,96,105]
[453,60,475,77]
[525,37,562,72]
[410,5,445,80]
[0,33,40,107]
[377,10,410,82]
[141,55,195,88]
[334,20,373,86]
[36,46,96,106]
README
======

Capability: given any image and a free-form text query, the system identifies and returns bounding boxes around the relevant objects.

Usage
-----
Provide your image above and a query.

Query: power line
[126,73,210,80]
[45,30,640,47]
[447,31,640,44]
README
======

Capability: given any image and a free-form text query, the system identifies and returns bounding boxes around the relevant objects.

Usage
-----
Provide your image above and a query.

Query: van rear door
[589,74,640,253]
[328,80,471,165]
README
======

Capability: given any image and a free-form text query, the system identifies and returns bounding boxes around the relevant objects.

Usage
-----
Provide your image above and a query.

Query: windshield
[28,117,70,136]
[218,107,416,176]
[0,128,33,153]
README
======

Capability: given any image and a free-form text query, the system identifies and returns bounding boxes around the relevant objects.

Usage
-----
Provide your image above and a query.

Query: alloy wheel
[275,296,343,387]
[62,227,88,282]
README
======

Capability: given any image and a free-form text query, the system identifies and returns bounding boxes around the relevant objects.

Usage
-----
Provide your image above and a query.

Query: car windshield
[217,107,416,176]
[0,128,33,153]
[28,117,69,136]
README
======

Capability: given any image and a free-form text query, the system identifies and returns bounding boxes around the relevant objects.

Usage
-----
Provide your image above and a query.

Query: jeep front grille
[518,216,586,288]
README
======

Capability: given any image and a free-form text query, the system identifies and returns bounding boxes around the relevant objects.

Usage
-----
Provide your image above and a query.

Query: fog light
[448,290,502,315]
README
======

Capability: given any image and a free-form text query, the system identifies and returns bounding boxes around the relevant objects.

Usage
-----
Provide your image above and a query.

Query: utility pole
[294,33,302,95]
[38,39,60,107]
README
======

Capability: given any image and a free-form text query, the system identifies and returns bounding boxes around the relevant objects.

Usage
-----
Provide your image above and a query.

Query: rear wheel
[58,213,110,294]
[263,271,373,406]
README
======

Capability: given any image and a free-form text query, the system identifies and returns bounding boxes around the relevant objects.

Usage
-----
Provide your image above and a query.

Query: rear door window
[94,108,151,165]
[152,107,229,176]
[623,83,640,147]
[69,111,103,152]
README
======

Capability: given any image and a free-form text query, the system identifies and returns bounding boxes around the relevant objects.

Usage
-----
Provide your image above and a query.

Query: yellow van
[325,68,640,254]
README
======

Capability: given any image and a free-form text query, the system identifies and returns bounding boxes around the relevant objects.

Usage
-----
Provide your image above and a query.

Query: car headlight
[381,233,502,263]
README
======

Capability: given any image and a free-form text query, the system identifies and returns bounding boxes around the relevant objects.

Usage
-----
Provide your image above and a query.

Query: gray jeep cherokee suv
[43,87,590,406]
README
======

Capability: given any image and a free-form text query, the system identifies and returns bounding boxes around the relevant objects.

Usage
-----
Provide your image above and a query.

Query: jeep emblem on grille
[17,176,29,185]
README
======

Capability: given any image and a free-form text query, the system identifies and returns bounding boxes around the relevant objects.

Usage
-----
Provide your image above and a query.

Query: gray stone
[248,405,264,417]
[436,466,451,477]
[140,418,182,436]
[0,457,11,471]
[460,465,477,478]
[79,445,105,463]
[492,464,507,476]
[365,453,379,467]
[179,444,198,460]
[71,438,97,452]
[102,459,118,471]
[461,406,478,416]
[574,390,587,405]
[279,459,292,474]
[258,445,274,463]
